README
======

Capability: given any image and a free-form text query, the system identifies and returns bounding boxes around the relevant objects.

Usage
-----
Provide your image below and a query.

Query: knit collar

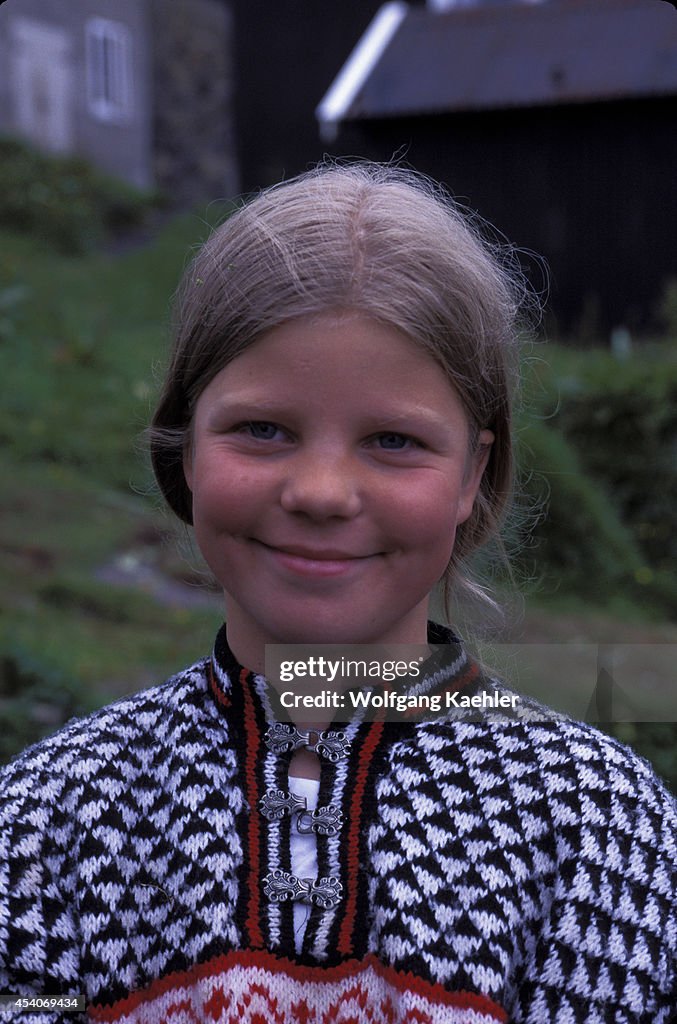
[208,620,486,731]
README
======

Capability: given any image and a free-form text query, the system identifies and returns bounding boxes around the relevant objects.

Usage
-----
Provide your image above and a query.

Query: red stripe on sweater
[208,661,231,708]
[241,669,265,948]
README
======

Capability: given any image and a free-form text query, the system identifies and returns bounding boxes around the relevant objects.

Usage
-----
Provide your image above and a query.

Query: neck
[222,601,434,680]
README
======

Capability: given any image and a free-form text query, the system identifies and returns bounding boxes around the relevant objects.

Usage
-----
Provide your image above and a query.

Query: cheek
[390,476,465,556]
[191,452,266,525]
[194,487,251,542]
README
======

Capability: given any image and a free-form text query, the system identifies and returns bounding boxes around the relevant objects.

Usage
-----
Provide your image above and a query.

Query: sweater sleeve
[367,716,676,1024]
[538,727,677,1024]
[0,738,86,1024]
[497,721,677,1023]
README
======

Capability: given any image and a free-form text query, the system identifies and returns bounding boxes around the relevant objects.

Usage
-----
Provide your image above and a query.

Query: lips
[261,542,368,561]
[255,540,376,578]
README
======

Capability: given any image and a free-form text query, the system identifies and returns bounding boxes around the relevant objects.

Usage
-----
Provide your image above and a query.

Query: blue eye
[245,421,280,440]
[377,433,413,450]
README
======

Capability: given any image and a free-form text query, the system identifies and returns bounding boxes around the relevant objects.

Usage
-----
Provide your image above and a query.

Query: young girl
[1,163,674,1023]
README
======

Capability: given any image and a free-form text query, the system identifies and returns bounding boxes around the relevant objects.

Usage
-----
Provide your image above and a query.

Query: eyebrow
[204,398,293,418]
[203,397,457,436]
[367,408,453,432]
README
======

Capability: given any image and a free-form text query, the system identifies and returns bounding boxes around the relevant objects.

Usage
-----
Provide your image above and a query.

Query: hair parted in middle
[150,160,531,612]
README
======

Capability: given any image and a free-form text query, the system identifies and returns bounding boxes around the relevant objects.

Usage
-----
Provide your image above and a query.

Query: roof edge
[316,1,409,142]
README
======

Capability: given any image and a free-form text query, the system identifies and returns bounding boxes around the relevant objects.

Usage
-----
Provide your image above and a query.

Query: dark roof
[341,0,677,120]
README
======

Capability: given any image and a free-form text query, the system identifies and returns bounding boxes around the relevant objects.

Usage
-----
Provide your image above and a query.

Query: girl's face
[184,313,492,669]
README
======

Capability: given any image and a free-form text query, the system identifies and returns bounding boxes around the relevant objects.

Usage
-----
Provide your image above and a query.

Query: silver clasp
[259,788,307,820]
[262,869,343,908]
[260,789,343,836]
[264,722,351,761]
[296,804,343,836]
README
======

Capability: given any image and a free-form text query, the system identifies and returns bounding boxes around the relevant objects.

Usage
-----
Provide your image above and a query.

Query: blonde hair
[150,161,530,616]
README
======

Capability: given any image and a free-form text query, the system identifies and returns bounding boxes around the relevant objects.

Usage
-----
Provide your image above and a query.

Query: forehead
[193,313,471,436]
[204,314,447,387]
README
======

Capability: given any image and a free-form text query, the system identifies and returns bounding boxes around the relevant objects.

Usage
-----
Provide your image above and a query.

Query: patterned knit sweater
[0,624,675,1023]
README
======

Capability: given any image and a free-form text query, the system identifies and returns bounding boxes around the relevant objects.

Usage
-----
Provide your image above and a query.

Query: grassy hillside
[0,214,225,758]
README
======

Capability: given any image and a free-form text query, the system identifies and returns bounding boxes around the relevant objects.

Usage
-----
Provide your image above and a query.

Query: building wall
[0,0,239,201]
[341,96,677,334]
[0,0,153,190]
[231,0,385,191]
[150,0,239,204]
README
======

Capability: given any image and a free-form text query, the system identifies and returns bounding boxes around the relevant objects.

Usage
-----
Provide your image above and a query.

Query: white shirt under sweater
[287,774,320,954]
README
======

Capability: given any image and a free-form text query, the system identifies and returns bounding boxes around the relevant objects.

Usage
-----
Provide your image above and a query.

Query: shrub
[516,419,644,597]
[552,354,675,568]
[0,645,96,763]
[518,344,677,616]
[658,277,677,337]
[0,136,158,254]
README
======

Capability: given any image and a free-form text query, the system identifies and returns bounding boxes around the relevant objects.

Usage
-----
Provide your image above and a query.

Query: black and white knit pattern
[0,626,675,1023]
[367,719,676,1022]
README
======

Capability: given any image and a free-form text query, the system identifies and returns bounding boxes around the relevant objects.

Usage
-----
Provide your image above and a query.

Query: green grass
[0,216,214,489]
[0,447,223,762]
[0,212,225,762]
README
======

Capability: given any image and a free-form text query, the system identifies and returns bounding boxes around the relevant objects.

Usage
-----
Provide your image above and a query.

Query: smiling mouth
[255,540,378,577]
[259,541,370,561]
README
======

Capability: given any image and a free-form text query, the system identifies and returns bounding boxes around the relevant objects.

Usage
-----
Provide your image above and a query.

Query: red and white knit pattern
[90,951,506,1024]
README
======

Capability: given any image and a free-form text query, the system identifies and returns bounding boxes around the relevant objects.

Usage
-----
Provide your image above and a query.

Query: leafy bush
[0,136,158,253]
[659,277,677,337]
[516,420,643,593]
[0,645,97,763]
[549,354,675,570]
[607,723,676,794]
[518,344,677,616]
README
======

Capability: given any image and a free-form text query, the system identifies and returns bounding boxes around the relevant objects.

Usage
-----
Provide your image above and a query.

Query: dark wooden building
[318,0,677,334]
[230,0,388,190]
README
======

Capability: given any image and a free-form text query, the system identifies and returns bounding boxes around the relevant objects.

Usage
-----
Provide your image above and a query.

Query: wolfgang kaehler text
[279,688,519,712]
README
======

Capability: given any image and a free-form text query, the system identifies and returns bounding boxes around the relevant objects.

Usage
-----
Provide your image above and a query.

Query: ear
[457,428,494,525]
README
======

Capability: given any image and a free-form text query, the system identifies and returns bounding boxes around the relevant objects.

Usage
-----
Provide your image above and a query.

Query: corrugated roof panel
[344,0,677,118]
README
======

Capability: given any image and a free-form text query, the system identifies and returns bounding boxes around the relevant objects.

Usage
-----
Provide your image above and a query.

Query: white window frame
[85,17,133,123]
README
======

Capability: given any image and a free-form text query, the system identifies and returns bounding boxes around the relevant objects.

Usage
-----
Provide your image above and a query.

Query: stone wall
[150,0,239,206]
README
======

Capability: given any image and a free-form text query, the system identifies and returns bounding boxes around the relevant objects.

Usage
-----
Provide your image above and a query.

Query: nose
[280,448,362,520]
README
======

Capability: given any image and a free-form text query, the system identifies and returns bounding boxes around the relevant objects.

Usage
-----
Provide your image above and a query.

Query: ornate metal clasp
[264,722,307,754]
[264,723,351,761]
[259,789,343,836]
[262,869,342,908]
[307,874,343,908]
[259,788,307,821]
[297,804,343,836]
[313,731,351,762]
